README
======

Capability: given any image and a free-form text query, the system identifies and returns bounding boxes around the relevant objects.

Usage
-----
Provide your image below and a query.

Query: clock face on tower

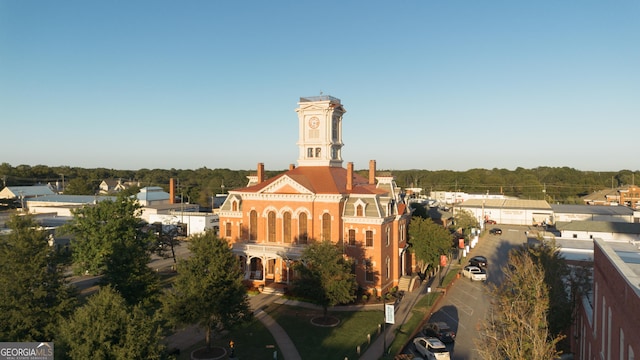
[308,117,320,129]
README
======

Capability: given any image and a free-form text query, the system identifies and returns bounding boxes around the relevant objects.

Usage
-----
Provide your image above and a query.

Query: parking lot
[403,225,529,359]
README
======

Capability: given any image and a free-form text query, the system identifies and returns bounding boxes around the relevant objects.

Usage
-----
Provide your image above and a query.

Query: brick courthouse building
[218,95,413,295]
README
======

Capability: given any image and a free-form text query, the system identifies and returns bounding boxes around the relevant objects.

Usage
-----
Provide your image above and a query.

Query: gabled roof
[235,166,385,196]
[0,185,55,199]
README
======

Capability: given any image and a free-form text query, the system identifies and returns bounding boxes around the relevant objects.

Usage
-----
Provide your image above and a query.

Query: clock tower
[295,95,345,167]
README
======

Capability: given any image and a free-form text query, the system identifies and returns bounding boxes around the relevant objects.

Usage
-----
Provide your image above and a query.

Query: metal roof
[0,185,55,199]
[551,204,634,216]
[555,220,640,234]
[460,198,551,210]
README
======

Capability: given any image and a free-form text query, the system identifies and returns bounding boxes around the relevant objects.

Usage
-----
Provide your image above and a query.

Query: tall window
[365,230,373,247]
[356,204,363,216]
[386,227,390,246]
[348,229,356,245]
[267,211,276,242]
[315,147,321,157]
[386,257,390,279]
[322,213,331,241]
[232,201,238,212]
[298,213,308,244]
[283,212,291,243]
[307,148,313,158]
[225,222,231,237]
[249,210,257,241]
[365,259,374,282]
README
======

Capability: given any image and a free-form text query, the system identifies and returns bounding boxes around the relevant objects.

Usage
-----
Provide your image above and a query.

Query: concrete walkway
[359,282,433,360]
[164,293,302,359]
[165,284,436,360]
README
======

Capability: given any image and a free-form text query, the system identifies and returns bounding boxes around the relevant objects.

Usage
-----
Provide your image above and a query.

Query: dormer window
[354,199,367,216]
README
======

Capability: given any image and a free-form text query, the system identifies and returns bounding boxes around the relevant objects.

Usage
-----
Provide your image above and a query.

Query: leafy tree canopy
[2,163,638,207]
[58,286,165,360]
[409,217,452,275]
[293,240,357,317]
[475,246,563,359]
[0,215,77,342]
[63,193,160,308]
[162,231,251,349]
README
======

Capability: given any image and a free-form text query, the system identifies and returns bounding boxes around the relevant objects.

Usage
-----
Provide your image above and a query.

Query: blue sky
[1,1,638,172]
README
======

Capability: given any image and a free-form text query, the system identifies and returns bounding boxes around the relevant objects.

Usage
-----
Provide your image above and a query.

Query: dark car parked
[489,228,502,235]
[422,321,456,343]
[468,255,488,268]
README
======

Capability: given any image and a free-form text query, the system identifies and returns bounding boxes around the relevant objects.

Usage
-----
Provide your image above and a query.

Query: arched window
[232,201,238,212]
[298,213,308,244]
[386,226,391,246]
[283,212,291,243]
[356,204,363,217]
[322,213,331,241]
[249,210,258,241]
[267,211,276,242]
[315,147,321,157]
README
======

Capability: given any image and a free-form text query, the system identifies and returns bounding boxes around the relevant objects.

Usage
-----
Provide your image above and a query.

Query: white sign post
[385,304,395,324]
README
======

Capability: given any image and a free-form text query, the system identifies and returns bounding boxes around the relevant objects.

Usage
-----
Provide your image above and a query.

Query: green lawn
[175,316,280,360]
[172,270,461,360]
[267,302,383,360]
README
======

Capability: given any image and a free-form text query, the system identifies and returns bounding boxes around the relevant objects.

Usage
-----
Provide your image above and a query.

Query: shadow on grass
[173,316,282,360]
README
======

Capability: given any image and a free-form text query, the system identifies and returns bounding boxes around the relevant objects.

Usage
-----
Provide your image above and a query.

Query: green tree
[63,176,96,195]
[525,238,573,339]
[0,215,77,341]
[475,247,563,359]
[293,240,357,319]
[63,194,160,308]
[409,202,428,219]
[451,208,478,243]
[408,217,452,277]
[58,286,165,360]
[163,231,251,350]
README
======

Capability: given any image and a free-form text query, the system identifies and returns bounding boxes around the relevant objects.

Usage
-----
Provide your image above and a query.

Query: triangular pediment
[258,175,313,195]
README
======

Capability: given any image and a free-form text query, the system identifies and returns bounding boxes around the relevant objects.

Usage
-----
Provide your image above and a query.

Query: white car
[462,265,487,281]
[413,336,450,360]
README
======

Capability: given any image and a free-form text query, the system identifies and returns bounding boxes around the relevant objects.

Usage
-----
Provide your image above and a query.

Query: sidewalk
[165,280,440,360]
[164,293,302,359]
[358,281,433,360]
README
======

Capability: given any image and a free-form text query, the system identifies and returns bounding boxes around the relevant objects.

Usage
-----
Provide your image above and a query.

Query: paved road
[405,225,530,359]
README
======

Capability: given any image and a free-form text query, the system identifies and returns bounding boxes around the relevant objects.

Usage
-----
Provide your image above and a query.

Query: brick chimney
[347,162,353,191]
[369,160,376,185]
[169,178,176,204]
[257,163,265,183]
[289,164,295,171]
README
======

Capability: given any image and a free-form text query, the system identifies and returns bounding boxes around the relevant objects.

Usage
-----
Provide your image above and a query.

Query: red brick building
[218,95,413,295]
[570,238,640,359]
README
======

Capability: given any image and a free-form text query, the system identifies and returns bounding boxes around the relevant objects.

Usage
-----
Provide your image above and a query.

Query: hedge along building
[218,95,413,295]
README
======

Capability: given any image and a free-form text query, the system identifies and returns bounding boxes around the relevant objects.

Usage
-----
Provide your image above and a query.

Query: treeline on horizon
[1,162,639,207]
